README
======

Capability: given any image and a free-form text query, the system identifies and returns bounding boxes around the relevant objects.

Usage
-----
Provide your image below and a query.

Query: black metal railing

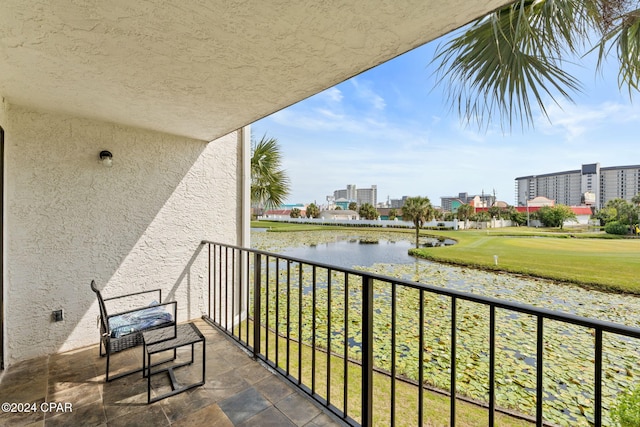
[201,240,640,427]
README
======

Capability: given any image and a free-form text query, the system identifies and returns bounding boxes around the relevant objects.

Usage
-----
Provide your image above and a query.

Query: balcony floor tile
[0,319,348,427]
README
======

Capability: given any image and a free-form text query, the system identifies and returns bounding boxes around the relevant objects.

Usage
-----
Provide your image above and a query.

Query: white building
[333,184,357,202]
[357,185,378,207]
[515,163,640,209]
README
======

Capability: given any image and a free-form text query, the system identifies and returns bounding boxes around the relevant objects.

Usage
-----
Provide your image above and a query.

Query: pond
[267,235,452,268]
[251,229,640,426]
[251,229,640,326]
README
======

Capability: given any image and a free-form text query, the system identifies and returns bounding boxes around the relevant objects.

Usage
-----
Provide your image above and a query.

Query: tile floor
[0,319,348,426]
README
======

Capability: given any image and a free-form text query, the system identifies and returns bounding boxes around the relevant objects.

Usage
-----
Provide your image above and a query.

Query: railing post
[361,275,374,427]
[489,305,496,427]
[594,328,603,427]
[450,297,457,427]
[536,316,544,427]
[253,252,261,358]
[207,243,211,319]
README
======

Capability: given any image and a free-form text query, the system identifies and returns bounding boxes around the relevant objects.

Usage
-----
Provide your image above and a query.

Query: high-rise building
[390,196,409,208]
[333,184,377,207]
[357,185,377,207]
[333,184,357,202]
[515,163,640,209]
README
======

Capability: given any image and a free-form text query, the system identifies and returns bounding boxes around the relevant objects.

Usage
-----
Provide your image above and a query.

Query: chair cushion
[108,302,173,338]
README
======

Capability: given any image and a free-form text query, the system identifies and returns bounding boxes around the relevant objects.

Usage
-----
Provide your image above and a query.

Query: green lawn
[411,228,640,294]
[252,221,640,294]
[252,220,348,232]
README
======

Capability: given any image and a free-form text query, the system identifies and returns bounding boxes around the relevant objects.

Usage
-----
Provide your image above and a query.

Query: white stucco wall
[3,103,243,365]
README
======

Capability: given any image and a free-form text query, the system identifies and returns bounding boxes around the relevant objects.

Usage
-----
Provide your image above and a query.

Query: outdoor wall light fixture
[99,150,113,167]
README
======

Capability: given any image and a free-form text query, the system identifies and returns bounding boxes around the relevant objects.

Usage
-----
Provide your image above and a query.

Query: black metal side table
[142,322,205,403]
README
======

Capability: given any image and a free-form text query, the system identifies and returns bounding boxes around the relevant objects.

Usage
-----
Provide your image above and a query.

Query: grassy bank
[408,228,640,294]
[252,220,348,232]
[252,221,640,294]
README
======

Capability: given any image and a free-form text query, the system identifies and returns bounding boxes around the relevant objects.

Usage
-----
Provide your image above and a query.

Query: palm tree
[456,203,475,221]
[432,0,640,130]
[401,196,434,248]
[306,203,320,218]
[251,135,291,214]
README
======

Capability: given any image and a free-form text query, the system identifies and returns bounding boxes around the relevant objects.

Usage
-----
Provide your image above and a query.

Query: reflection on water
[259,230,454,269]
[282,239,412,268]
[278,237,438,268]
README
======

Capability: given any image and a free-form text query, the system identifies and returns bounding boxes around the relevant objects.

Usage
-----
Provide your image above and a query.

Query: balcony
[0,318,346,426]
[3,240,640,427]
[202,241,640,427]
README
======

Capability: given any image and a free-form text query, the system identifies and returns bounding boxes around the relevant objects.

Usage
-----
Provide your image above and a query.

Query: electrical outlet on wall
[52,309,63,322]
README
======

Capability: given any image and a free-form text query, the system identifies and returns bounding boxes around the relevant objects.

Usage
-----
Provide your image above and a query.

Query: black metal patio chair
[91,280,177,382]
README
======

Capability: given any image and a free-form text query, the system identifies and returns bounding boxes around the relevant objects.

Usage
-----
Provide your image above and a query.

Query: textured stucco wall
[0,97,6,125]
[0,97,7,368]
[3,103,241,365]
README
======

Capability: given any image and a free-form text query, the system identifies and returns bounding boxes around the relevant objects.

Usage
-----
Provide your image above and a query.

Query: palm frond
[595,6,640,95]
[432,0,595,131]
[251,134,291,210]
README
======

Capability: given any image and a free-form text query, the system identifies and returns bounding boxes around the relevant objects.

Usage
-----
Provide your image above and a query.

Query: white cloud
[350,78,386,110]
[321,87,343,103]
[538,100,640,141]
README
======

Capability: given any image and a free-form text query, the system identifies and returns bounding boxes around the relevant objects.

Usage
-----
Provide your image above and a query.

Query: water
[251,229,640,326]
[281,238,418,268]
[252,229,452,268]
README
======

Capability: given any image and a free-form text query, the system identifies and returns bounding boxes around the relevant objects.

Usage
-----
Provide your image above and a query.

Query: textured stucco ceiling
[0,1,512,141]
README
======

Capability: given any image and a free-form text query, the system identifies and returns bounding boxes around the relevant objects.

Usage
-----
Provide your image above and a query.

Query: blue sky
[251,30,640,207]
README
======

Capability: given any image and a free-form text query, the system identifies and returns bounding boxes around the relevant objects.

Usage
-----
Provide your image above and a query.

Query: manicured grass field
[252,221,640,294]
[411,229,640,294]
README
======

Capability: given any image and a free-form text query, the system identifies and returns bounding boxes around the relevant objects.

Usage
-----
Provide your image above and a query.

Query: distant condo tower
[515,163,640,209]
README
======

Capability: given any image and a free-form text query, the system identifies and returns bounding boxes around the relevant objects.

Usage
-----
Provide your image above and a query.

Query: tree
[306,203,320,219]
[472,211,491,222]
[358,203,379,220]
[432,0,640,130]
[456,204,474,221]
[510,210,527,226]
[388,208,398,220]
[537,205,577,229]
[290,208,301,218]
[401,196,434,248]
[348,202,358,211]
[251,135,290,212]
[488,205,503,219]
[605,198,639,224]
[595,206,618,225]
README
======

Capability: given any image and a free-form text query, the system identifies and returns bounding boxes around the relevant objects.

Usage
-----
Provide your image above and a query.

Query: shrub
[611,385,640,427]
[604,221,629,235]
[290,208,301,218]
